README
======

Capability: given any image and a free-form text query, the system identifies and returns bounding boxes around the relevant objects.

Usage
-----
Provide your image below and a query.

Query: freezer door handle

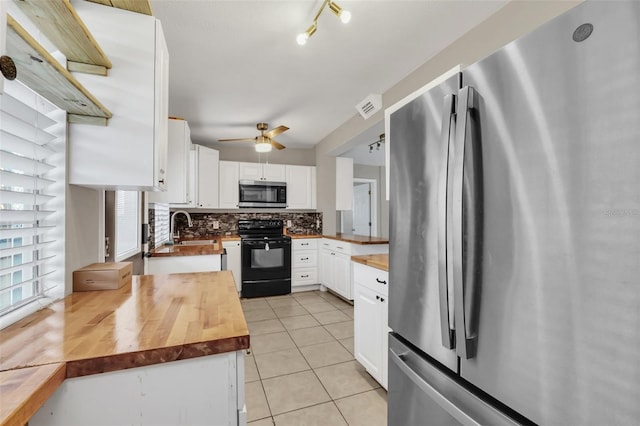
[390,348,481,426]
[438,93,456,350]
[452,86,480,359]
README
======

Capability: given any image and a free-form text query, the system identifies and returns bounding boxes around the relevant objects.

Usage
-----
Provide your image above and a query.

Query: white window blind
[154,203,170,248]
[115,191,141,261]
[0,80,66,317]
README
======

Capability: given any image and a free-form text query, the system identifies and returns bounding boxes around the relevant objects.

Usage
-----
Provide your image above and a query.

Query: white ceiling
[150,0,507,152]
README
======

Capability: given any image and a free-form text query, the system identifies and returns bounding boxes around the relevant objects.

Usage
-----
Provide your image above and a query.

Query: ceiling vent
[355,94,382,120]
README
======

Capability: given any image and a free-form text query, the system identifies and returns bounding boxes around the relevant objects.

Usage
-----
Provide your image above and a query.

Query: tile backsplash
[149,210,322,248]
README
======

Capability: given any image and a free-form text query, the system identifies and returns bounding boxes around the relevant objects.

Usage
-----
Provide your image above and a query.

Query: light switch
[287,220,292,227]
[213,220,219,229]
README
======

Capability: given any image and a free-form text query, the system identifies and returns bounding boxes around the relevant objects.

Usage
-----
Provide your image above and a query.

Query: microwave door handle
[452,86,480,359]
[438,93,456,350]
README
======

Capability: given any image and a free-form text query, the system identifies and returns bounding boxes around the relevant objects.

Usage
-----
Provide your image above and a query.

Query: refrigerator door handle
[453,86,478,359]
[438,93,456,349]
[390,348,481,426]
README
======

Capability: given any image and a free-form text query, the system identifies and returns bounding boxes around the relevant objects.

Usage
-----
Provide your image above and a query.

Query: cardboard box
[73,262,133,292]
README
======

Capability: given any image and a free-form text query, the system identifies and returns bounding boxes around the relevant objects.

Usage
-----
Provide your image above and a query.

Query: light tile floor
[242,290,388,426]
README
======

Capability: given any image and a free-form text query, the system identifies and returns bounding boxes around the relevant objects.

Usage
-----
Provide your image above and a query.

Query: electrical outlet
[213,220,219,229]
[287,220,292,227]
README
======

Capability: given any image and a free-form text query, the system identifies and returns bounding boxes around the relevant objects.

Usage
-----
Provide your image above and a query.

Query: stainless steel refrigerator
[388,2,640,425]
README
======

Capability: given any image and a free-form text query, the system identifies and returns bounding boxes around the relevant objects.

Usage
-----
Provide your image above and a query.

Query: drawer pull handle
[301,257,309,260]
[302,243,309,246]
[376,278,387,285]
[301,274,309,278]
[380,297,385,303]
[331,252,336,256]
[376,295,380,300]
[336,246,344,250]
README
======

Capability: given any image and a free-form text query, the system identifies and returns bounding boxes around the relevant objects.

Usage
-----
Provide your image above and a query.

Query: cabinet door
[333,252,351,299]
[286,165,313,209]
[197,145,219,208]
[238,162,262,181]
[319,248,332,287]
[219,161,239,208]
[263,163,286,181]
[153,20,169,191]
[148,119,189,204]
[354,284,383,381]
[222,241,242,292]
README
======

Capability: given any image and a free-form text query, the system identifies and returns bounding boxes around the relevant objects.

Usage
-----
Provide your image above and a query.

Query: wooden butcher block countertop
[351,254,389,271]
[149,241,225,257]
[288,234,322,239]
[323,233,389,245]
[0,271,249,426]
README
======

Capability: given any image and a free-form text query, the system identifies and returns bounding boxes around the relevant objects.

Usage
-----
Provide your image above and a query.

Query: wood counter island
[0,271,249,426]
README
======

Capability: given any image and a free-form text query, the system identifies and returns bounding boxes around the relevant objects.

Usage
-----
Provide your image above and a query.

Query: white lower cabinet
[353,262,389,389]
[222,240,242,292]
[292,238,319,289]
[319,239,389,300]
[30,352,246,426]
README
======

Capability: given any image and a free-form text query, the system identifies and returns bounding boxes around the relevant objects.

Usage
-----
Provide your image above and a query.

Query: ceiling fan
[218,122,289,152]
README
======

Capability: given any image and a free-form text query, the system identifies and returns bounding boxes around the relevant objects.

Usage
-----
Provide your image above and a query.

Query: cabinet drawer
[321,238,351,255]
[293,239,318,250]
[292,268,318,286]
[353,262,389,297]
[293,250,318,268]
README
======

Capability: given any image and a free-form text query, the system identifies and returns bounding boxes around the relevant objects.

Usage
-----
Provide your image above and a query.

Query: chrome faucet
[170,210,193,244]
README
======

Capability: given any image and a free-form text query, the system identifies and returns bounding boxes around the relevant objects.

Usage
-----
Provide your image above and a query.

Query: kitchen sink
[177,239,217,246]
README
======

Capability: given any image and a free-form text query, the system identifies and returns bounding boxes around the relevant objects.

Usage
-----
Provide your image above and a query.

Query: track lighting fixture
[297,0,351,46]
[368,133,385,154]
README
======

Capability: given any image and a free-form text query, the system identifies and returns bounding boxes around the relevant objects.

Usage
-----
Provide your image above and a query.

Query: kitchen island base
[29,351,246,426]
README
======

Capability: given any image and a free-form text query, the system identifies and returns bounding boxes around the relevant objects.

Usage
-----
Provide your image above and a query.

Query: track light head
[329,1,351,24]
[297,0,351,45]
[297,22,317,46]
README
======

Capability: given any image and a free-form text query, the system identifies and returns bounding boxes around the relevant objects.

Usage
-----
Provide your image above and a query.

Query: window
[0,80,66,319]
[153,203,170,248]
[114,190,141,261]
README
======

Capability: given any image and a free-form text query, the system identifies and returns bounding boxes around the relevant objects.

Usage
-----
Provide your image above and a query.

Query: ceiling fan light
[255,141,272,153]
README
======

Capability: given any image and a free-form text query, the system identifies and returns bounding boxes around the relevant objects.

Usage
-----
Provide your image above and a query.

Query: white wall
[315,0,581,234]
[203,143,316,166]
[351,164,388,238]
[65,185,102,294]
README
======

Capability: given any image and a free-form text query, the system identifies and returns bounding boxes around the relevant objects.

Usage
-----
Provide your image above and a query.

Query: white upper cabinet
[263,163,286,181]
[286,165,316,210]
[336,157,354,210]
[219,160,239,209]
[148,118,191,204]
[238,162,262,181]
[196,144,220,208]
[239,162,286,182]
[68,1,168,190]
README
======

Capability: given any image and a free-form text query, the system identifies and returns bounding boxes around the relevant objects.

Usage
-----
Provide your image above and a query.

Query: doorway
[352,178,377,237]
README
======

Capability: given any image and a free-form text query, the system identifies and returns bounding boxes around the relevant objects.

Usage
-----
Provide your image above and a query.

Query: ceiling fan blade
[265,125,289,139]
[218,137,256,142]
[271,140,286,150]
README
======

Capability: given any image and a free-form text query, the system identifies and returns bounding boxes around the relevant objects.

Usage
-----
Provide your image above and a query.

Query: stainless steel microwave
[238,180,287,208]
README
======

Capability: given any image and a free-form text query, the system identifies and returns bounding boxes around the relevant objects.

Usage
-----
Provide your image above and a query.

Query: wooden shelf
[13,0,112,76]
[6,15,112,125]
[86,0,153,16]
